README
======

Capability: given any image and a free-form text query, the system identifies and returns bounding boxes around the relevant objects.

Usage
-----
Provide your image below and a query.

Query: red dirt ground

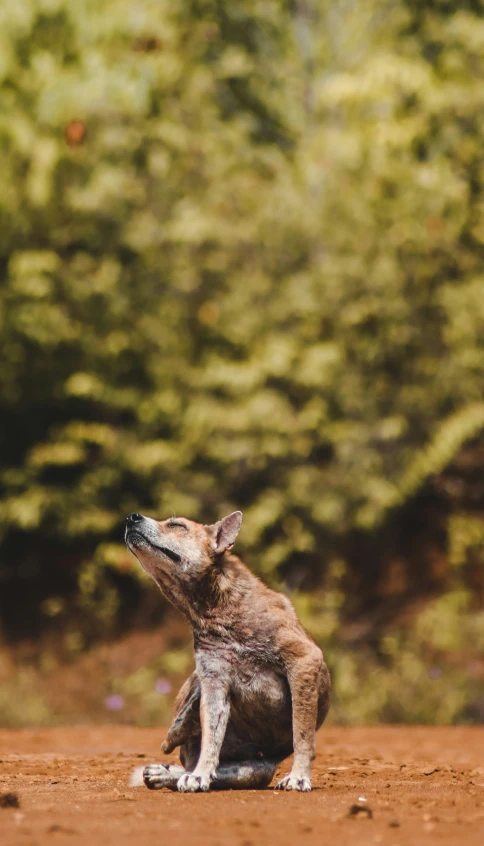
[1,726,484,846]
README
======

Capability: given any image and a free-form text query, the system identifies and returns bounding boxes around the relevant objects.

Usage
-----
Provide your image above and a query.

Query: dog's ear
[208,511,243,554]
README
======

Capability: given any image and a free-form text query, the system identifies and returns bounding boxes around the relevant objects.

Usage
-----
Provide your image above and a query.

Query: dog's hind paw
[177,772,211,793]
[143,763,171,790]
[275,774,312,792]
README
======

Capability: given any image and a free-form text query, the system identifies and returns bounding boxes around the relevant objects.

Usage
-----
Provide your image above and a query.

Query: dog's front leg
[177,668,230,793]
[276,646,323,792]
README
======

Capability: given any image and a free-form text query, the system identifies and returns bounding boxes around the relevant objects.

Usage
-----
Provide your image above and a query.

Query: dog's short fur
[125,510,331,792]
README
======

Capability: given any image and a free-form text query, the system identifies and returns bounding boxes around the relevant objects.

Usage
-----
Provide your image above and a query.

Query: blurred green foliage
[300,585,484,724]
[1,0,484,722]
[0,670,53,727]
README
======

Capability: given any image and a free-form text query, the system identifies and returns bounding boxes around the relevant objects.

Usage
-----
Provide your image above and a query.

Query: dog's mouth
[125,530,182,564]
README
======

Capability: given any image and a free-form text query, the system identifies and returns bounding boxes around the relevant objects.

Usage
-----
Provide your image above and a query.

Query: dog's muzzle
[125,514,182,564]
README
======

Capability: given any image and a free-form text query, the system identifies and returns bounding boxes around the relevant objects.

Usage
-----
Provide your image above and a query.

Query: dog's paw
[177,772,211,793]
[143,763,171,790]
[161,738,175,754]
[275,774,312,792]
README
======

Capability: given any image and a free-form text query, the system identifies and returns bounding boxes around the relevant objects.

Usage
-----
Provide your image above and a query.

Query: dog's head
[125,511,243,588]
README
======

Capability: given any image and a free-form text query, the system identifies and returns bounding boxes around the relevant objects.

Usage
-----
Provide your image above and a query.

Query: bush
[0,1,483,719]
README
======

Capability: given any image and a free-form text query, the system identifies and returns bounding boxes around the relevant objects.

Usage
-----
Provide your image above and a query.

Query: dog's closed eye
[167,521,188,530]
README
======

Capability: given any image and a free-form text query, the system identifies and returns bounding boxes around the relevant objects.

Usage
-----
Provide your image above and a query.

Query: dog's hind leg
[143,758,277,791]
[211,759,277,790]
[161,673,201,754]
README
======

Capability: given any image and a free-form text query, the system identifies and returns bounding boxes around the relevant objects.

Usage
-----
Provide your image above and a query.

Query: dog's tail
[129,766,146,787]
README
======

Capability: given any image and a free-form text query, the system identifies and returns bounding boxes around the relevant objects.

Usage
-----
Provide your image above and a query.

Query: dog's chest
[195,625,290,705]
[230,661,288,709]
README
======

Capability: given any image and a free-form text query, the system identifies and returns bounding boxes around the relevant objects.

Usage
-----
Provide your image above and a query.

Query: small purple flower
[428,667,442,680]
[154,678,172,695]
[105,694,125,710]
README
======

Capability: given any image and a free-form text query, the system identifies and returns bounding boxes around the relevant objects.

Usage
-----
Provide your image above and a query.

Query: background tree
[0,0,484,721]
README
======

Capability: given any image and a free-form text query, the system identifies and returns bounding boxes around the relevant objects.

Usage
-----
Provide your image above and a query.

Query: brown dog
[125,510,330,792]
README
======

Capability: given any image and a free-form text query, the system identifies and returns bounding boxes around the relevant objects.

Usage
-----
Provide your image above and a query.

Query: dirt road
[1,726,483,846]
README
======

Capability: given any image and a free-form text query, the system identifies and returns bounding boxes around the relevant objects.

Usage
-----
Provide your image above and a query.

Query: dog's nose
[127,512,144,525]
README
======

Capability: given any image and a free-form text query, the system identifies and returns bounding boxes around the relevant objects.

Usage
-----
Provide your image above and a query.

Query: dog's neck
[153,553,253,627]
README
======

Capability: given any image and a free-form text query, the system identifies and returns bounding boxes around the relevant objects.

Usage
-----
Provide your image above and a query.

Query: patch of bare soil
[1,726,484,846]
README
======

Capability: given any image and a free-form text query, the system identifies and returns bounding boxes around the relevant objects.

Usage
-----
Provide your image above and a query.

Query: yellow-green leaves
[1,0,484,661]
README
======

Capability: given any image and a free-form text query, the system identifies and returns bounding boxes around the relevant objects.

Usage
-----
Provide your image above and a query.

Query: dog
[125,510,331,792]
